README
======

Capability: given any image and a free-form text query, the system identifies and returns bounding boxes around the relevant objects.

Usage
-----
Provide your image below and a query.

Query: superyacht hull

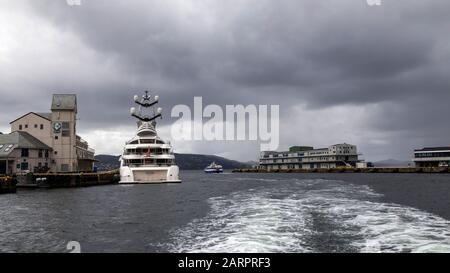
[119,165,181,184]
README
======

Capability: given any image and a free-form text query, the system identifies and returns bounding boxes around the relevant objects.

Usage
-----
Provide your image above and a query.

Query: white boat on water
[119,91,181,184]
[204,162,224,173]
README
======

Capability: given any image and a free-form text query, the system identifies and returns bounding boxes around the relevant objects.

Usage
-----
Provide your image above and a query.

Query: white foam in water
[167,179,450,253]
[168,189,314,253]
[347,203,450,253]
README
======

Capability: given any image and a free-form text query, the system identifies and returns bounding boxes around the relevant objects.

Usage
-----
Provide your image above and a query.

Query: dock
[233,167,450,174]
[0,176,17,194]
[16,170,120,189]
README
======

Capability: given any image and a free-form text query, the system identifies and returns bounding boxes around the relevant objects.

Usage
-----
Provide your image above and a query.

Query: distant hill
[94,153,251,171]
[94,155,121,171]
[174,153,251,170]
[245,161,259,167]
[373,159,413,168]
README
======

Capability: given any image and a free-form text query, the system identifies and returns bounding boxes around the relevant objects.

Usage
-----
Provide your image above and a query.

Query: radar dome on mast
[130,91,162,123]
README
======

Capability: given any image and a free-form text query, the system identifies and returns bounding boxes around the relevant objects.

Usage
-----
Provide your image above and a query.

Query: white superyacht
[119,91,181,184]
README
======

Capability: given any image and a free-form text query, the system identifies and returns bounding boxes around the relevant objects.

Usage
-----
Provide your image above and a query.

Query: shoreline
[15,170,120,189]
[233,167,450,174]
[0,176,17,194]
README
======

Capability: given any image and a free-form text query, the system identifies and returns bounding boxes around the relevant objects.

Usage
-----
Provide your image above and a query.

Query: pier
[16,170,120,189]
[0,175,17,194]
[233,167,450,174]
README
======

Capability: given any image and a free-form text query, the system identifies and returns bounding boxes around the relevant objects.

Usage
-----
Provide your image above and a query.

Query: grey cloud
[1,0,450,161]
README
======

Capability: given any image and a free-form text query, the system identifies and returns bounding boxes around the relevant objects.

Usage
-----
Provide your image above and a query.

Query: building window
[21,162,29,170]
[38,149,43,158]
[25,124,28,128]
[61,164,69,172]
[55,136,59,140]
[62,122,70,137]
[44,162,48,168]
[45,150,49,158]
[40,124,44,130]
[19,125,23,130]
[21,148,29,157]
[34,124,38,128]
[54,151,58,155]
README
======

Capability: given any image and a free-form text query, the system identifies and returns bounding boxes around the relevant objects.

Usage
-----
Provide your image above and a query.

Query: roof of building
[51,94,77,111]
[0,131,52,157]
[9,112,52,124]
[414,147,450,152]
[289,146,314,152]
[262,143,357,155]
[35,112,52,120]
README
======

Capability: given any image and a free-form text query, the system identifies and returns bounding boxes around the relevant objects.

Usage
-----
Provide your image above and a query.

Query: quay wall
[233,167,450,174]
[16,170,120,189]
[0,175,17,194]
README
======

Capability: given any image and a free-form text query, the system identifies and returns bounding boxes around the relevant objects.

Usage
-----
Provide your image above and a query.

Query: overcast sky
[1,0,449,161]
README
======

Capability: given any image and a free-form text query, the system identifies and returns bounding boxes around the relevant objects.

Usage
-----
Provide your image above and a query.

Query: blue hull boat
[204,162,224,173]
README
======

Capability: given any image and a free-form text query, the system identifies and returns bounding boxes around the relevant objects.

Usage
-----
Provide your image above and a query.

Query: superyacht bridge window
[125,148,170,155]
[415,152,450,158]
[123,158,174,167]
[140,139,155,144]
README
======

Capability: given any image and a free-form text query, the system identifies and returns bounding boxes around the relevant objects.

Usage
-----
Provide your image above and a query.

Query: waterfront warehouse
[259,144,360,171]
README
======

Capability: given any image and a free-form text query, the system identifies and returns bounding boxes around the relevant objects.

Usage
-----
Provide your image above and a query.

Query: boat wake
[166,179,450,253]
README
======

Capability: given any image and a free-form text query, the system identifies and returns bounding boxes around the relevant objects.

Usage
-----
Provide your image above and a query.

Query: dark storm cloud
[1,0,450,160]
